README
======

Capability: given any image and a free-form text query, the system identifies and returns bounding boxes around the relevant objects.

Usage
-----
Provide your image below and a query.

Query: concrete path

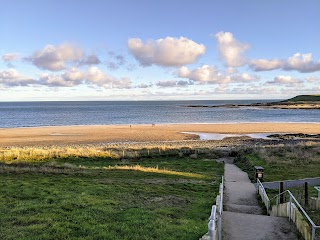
[222,159,298,240]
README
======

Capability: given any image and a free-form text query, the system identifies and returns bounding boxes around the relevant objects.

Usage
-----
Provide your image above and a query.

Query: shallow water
[182,132,276,140]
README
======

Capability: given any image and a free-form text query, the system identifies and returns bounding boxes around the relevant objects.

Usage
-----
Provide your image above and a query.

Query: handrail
[219,176,224,215]
[268,188,320,239]
[256,178,270,212]
[314,186,320,199]
[258,180,320,240]
[208,205,217,238]
[208,176,224,240]
[270,190,317,227]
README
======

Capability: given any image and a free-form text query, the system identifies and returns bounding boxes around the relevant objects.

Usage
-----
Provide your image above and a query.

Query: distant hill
[285,95,320,102]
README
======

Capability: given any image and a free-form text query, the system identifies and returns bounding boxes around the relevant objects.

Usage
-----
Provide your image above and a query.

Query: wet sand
[1,123,320,147]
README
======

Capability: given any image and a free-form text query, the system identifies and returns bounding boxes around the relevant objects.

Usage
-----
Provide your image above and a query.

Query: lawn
[0,155,223,240]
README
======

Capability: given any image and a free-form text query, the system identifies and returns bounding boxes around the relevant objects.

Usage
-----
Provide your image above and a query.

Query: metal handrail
[314,186,320,199]
[208,176,224,240]
[256,178,270,213]
[269,189,320,239]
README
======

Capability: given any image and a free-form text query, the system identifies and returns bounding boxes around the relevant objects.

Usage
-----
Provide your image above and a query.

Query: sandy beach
[0,123,320,147]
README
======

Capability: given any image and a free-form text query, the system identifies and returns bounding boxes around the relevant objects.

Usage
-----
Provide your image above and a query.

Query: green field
[233,145,320,183]
[0,155,223,240]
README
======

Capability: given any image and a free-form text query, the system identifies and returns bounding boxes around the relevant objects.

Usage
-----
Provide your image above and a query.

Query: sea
[0,100,319,128]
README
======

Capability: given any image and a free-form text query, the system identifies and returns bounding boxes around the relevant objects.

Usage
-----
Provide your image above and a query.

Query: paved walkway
[222,159,297,240]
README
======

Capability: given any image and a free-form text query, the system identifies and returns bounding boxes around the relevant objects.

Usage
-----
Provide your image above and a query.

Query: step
[225,203,262,215]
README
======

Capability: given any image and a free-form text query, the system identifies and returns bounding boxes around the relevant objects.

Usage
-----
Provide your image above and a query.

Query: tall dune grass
[0,145,223,163]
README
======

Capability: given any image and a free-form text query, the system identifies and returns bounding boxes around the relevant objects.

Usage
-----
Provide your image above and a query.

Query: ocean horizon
[1,100,319,128]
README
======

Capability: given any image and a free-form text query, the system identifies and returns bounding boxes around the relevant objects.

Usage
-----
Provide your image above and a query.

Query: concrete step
[222,211,297,240]
[225,203,263,215]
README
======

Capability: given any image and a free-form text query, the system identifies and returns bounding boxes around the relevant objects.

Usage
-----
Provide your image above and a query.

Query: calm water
[0,100,319,128]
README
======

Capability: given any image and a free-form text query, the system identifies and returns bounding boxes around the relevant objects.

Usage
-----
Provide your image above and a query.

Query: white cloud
[128,37,205,67]
[249,59,283,71]
[2,53,20,62]
[177,65,230,84]
[250,53,320,73]
[79,54,101,65]
[177,65,258,85]
[135,83,153,88]
[156,80,192,87]
[284,53,320,73]
[305,76,320,82]
[267,75,303,86]
[230,73,260,82]
[35,66,132,89]
[111,77,132,89]
[0,69,35,86]
[215,32,249,67]
[28,43,84,71]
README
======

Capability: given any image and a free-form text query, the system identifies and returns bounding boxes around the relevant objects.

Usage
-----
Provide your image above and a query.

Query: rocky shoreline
[187,101,320,109]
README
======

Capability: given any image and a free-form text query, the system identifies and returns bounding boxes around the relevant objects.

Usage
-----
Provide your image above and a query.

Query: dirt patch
[144,195,190,207]
[142,178,209,185]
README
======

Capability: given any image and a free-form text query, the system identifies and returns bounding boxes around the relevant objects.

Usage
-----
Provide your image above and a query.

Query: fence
[208,176,224,240]
[257,180,320,240]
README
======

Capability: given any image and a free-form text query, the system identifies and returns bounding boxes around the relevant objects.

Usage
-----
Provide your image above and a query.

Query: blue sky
[0,0,319,101]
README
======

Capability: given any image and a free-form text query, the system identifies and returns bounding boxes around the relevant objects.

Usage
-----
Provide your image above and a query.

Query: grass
[233,144,320,182]
[0,154,223,240]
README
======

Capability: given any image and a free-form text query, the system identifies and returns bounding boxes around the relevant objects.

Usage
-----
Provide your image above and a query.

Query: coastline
[1,123,320,147]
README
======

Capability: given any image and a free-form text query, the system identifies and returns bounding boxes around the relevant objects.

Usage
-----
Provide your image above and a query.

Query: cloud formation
[27,43,84,71]
[283,53,320,73]
[215,32,249,67]
[267,75,302,86]
[177,65,258,85]
[249,59,283,71]
[38,67,132,89]
[177,65,230,84]
[156,80,192,87]
[79,54,101,65]
[250,53,320,73]
[230,73,260,82]
[0,69,35,86]
[2,53,20,62]
[128,37,205,67]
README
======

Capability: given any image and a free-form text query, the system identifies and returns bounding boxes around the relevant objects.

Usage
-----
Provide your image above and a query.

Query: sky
[0,0,319,101]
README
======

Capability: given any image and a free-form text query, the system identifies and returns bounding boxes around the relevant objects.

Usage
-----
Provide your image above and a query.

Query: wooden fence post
[305,182,309,206]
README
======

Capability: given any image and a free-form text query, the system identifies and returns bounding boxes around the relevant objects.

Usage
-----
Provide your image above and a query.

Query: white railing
[258,180,320,240]
[208,176,224,240]
[270,190,320,240]
[314,186,320,199]
[257,178,270,214]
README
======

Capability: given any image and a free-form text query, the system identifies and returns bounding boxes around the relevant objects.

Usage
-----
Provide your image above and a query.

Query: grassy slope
[0,156,223,240]
[285,95,320,102]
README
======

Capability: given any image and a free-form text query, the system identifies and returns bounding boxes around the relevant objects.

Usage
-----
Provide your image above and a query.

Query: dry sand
[1,123,320,147]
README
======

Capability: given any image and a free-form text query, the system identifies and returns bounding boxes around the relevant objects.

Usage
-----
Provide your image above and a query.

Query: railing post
[289,195,292,221]
[311,225,315,240]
